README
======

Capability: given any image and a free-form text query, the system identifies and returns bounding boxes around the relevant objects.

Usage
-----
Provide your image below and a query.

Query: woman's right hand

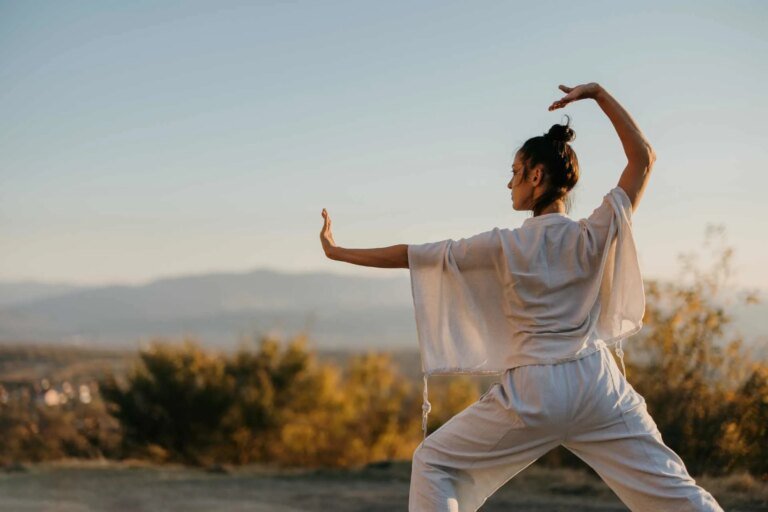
[320,208,338,259]
[548,82,602,111]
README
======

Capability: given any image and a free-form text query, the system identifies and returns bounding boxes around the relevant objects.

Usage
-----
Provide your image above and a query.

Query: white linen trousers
[408,341,724,511]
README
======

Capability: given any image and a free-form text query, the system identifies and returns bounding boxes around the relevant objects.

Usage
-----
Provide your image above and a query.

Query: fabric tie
[422,373,432,440]
[615,338,627,378]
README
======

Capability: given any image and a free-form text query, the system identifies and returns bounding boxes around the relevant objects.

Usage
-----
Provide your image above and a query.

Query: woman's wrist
[592,83,606,101]
[326,245,343,261]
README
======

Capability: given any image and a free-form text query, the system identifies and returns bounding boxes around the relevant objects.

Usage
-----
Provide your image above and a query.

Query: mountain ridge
[1,269,764,356]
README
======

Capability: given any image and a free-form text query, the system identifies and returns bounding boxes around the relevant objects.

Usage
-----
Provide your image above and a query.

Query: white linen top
[407,186,645,438]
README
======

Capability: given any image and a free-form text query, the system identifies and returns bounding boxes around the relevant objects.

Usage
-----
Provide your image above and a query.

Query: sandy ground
[0,459,765,512]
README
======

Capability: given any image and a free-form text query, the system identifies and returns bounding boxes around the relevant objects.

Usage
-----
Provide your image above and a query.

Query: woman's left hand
[548,82,601,111]
[320,208,338,258]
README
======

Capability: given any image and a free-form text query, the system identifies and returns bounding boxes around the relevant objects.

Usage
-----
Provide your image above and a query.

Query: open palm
[548,82,601,111]
[320,208,337,257]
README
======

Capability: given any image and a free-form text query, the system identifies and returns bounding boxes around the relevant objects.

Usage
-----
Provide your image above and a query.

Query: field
[1,460,766,512]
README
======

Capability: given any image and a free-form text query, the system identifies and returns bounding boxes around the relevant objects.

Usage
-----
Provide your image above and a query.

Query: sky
[1,0,767,291]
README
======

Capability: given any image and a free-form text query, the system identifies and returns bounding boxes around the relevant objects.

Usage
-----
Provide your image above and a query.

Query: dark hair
[518,114,580,216]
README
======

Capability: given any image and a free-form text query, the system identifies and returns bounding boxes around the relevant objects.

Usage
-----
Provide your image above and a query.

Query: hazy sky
[2,1,766,290]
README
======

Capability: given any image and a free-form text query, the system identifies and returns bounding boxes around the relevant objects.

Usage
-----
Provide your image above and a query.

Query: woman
[320,83,723,512]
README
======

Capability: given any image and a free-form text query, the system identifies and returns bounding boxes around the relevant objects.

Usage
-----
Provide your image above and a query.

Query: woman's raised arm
[549,83,656,212]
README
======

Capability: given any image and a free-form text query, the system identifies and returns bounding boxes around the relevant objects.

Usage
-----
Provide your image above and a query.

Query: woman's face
[508,151,544,211]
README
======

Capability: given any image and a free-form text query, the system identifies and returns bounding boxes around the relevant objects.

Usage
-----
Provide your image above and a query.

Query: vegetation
[627,224,765,476]
[0,226,764,477]
[95,335,479,468]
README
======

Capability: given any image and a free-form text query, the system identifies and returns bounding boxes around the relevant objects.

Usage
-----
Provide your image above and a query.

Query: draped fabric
[408,186,645,438]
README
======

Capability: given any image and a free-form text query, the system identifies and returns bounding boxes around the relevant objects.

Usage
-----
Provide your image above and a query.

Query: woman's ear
[531,165,543,186]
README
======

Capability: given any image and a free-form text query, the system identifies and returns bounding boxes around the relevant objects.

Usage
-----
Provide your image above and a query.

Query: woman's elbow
[634,145,656,166]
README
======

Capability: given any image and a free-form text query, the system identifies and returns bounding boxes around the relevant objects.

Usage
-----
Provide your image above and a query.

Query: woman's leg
[562,347,724,512]
[409,363,573,512]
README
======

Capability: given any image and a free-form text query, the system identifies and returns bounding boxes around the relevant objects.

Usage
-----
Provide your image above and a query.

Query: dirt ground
[0,459,765,511]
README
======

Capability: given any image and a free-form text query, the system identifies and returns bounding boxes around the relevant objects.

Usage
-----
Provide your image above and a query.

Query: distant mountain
[0,269,418,350]
[0,281,85,308]
[0,269,765,356]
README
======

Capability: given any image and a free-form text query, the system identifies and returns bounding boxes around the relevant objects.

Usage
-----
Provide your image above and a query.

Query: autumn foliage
[99,336,480,468]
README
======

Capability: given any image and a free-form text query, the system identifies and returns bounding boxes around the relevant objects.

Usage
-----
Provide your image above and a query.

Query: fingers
[321,208,332,229]
[548,84,574,110]
[548,86,575,111]
[548,99,569,111]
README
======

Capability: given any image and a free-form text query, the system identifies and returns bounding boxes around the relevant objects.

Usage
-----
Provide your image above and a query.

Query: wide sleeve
[579,186,645,345]
[407,227,513,374]
[408,228,503,272]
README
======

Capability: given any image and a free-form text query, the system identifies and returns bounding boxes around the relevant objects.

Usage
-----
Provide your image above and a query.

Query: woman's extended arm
[548,83,656,212]
[320,208,409,268]
[328,244,409,268]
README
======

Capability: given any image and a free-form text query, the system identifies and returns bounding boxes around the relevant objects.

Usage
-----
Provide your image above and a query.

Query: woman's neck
[534,200,567,217]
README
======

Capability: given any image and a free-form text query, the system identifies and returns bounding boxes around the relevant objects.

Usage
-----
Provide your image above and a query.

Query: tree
[628,224,764,475]
[100,338,234,465]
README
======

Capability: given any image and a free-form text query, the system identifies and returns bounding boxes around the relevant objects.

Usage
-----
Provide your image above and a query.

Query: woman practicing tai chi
[320,82,723,511]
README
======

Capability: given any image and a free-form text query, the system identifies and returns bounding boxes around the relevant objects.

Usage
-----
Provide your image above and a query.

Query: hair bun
[546,114,576,143]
